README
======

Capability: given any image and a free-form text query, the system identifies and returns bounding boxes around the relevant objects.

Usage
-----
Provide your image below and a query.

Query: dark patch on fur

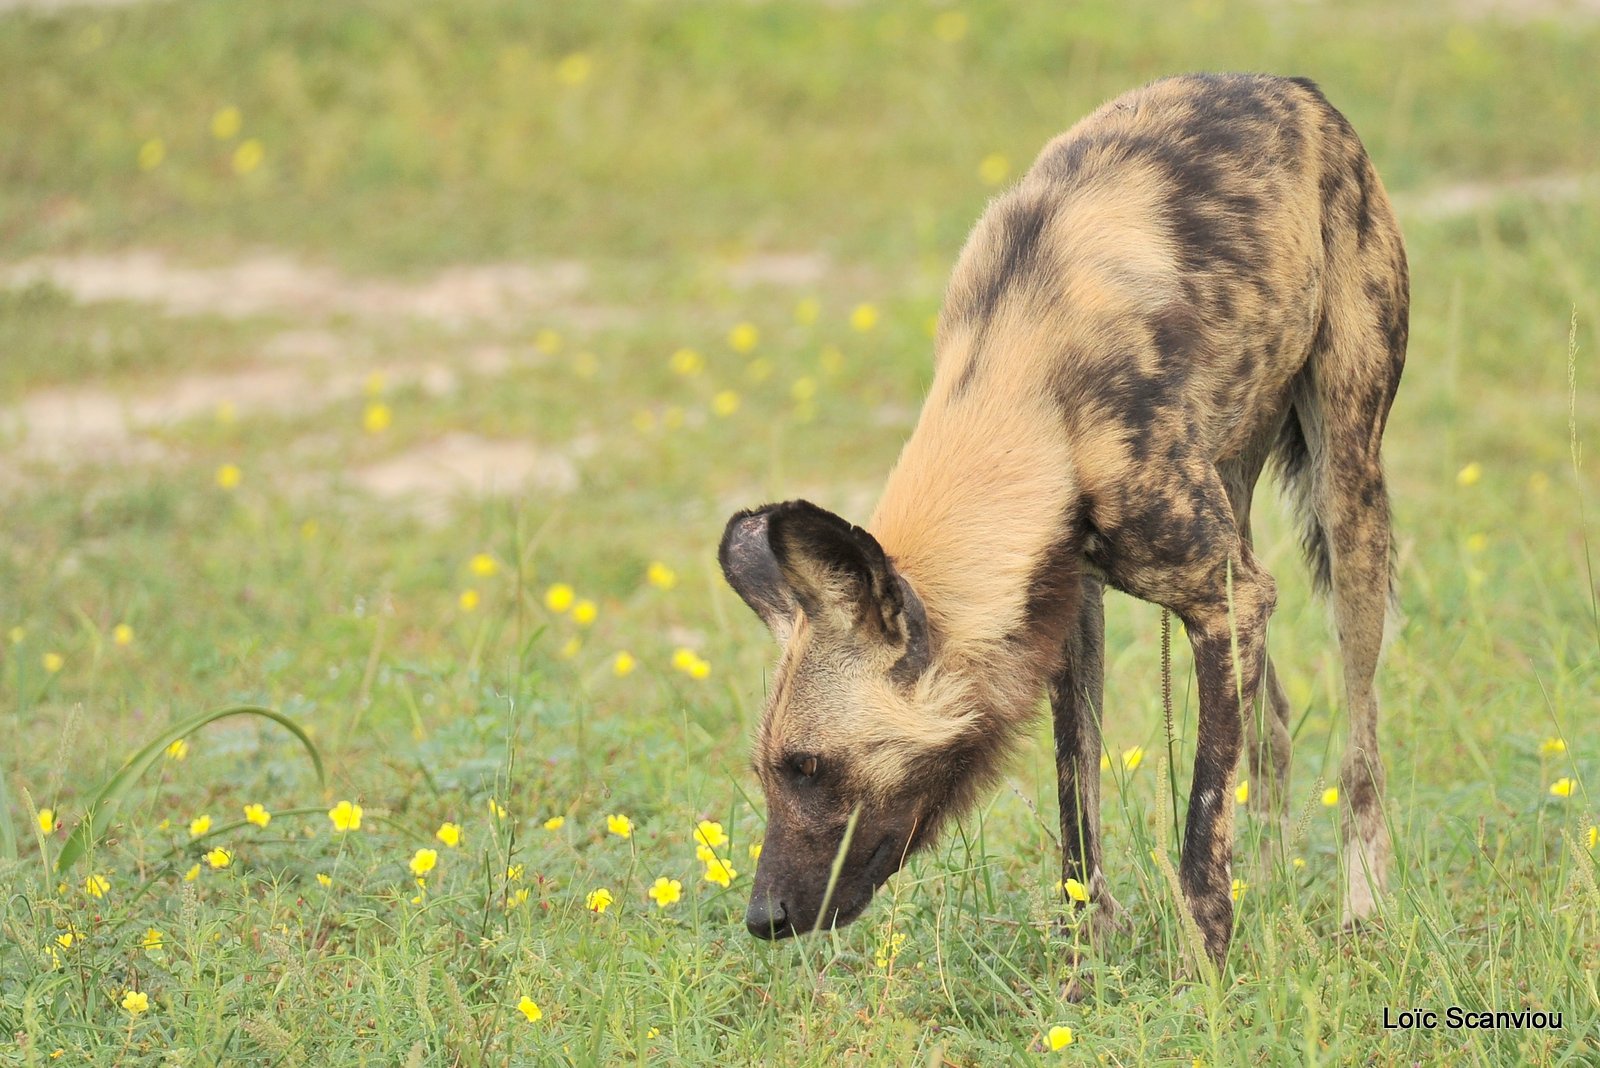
[949,196,1056,399]
[1015,507,1086,667]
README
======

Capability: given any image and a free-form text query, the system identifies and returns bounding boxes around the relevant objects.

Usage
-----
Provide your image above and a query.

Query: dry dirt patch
[1,345,529,464]
[350,433,580,525]
[1394,174,1590,221]
[2,251,590,327]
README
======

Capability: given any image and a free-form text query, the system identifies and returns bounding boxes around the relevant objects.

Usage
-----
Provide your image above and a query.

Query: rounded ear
[762,502,930,676]
[719,506,799,641]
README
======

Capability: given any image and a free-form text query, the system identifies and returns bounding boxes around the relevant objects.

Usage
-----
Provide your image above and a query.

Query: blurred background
[1,1,1598,1062]
[3,0,1595,737]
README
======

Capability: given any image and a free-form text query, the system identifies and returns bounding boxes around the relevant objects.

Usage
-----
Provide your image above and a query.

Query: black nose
[745,893,790,939]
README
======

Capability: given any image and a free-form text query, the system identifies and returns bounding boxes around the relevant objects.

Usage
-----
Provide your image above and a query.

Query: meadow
[0,1,1597,1064]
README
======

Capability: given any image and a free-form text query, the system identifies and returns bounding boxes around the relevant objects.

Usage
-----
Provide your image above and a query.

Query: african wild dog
[719,73,1406,967]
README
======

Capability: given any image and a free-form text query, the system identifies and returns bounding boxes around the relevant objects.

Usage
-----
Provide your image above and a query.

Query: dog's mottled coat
[721,72,1406,966]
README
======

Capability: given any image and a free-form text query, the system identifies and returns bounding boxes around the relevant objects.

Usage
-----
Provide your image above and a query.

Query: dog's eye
[796,755,819,778]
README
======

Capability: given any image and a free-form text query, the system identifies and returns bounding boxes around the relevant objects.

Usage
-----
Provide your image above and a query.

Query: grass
[1,0,1598,1064]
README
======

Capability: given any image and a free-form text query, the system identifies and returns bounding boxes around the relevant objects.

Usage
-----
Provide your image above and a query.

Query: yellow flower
[1292,857,1307,870]
[1321,787,1340,807]
[7,625,23,645]
[436,822,462,848]
[517,995,543,1023]
[137,138,165,171]
[647,561,677,590]
[695,842,716,864]
[1550,777,1576,798]
[469,553,498,577]
[748,842,762,861]
[585,887,615,913]
[794,296,821,325]
[507,864,524,881]
[1121,746,1145,771]
[728,322,760,353]
[243,804,271,828]
[316,873,332,888]
[849,303,879,332]
[507,886,531,910]
[211,105,242,140]
[206,847,232,869]
[933,10,968,41]
[791,376,817,402]
[672,648,711,679]
[184,864,201,882]
[113,623,134,647]
[535,328,563,354]
[978,153,1010,186]
[1540,737,1567,755]
[56,930,75,949]
[607,813,633,839]
[488,798,509,820]
[873,931,908,969]
[544,583,575,613]
[1100,752,1111,771]
[703,857,737,888]
[1231,877,1248,901]
[559,636,582,659]
[669,348,704,376]
[84,874,109,899]
[1456,462,1482,487]
[555,52,592,86]
[1588,826,1598,850]
[166,738,190,761]
[121,990,150,1016]
[572,599,598,627]
[712,390,740,417]
[1465,533,1489,554]
[1062,878,1089,903]
[142,928,164,951]
[38,808,55,834]
[216,463,242,489]
[1235,780,1249,805]
[189,815,212,838]
[612,651,636,677]
[328,800,363,832]
[410,848,438,877]
[543,815,565,830]
[42,652,63,674]
[648,877,683,908]
[694,821,728,850]
[363,402,391,434]
[232,138,264,175]
[1047,1025,1074,1051]
[459,589,480,612]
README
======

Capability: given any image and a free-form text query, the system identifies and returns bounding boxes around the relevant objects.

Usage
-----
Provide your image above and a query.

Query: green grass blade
[0,759,17,861]
[54,704,324,874]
